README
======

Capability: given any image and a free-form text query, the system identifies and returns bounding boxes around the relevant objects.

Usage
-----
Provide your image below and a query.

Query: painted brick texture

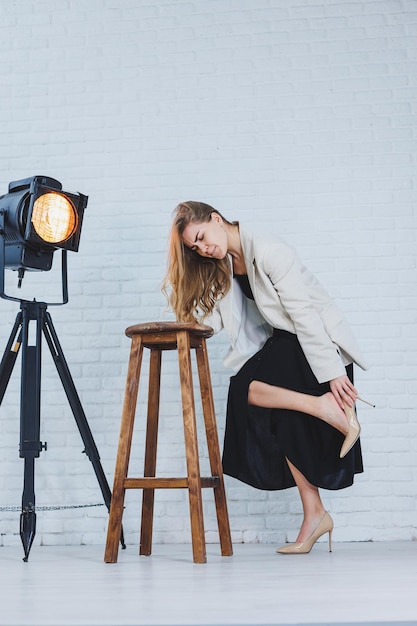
[0,0,416,547]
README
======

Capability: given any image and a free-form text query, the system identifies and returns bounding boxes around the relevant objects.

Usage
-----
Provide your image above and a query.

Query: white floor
[0,541,416,626]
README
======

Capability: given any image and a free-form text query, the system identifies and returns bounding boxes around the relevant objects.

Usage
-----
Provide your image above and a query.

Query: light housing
[0,175,87,273]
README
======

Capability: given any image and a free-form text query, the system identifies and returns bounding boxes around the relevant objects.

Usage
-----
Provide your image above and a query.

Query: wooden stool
[104,321,233,564]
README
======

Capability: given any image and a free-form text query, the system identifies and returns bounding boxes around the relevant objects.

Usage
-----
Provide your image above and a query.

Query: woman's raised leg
[248,380,349,434]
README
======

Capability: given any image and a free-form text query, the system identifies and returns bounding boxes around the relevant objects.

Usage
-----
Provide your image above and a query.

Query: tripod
[0,296,125,561]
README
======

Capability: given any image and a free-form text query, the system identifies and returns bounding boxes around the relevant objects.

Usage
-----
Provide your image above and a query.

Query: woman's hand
[329,375,358,410]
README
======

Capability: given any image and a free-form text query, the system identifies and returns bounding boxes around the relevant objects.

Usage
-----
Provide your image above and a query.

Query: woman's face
[182,213,228,259]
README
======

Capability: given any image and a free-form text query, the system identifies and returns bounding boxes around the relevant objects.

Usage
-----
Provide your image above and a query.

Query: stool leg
[104,335,144,563]
[196,341,233,557]
[139,348,162,556]
[177,330,206,564]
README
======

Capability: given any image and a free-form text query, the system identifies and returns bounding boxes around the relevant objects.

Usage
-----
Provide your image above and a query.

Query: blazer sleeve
[258,241,347,383]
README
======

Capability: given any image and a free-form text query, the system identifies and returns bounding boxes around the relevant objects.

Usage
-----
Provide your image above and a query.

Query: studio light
[0,175,123,561]
[0,175,87,288]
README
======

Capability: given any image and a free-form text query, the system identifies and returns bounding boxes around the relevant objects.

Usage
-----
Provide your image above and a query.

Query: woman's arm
[260,241,347,383]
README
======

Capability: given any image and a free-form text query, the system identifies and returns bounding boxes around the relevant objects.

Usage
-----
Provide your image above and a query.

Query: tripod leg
[20,458,36,562]
[0,312,22,404]
[42,311,126,549]
[19,305,44,561]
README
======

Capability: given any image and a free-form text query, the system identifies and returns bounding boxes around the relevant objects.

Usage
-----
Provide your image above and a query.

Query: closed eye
[188,229,205,252]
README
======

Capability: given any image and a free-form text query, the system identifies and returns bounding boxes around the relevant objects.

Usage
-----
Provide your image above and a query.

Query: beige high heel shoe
[276,511,334,554]
[340,402,361,458]
[340,396,375,459]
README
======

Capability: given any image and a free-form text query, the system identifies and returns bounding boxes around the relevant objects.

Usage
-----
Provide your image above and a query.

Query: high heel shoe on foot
[339,401,361,458]
[276,511,334,555]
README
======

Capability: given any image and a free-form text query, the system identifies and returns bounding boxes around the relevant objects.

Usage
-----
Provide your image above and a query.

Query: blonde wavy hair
[163,201,232,322]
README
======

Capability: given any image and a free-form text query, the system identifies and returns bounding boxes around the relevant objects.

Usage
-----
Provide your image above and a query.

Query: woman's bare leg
[248,380,348,434]
[286,458,326,543]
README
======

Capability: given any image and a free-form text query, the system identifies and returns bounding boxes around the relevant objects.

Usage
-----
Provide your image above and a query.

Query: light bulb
[31,192,78,244]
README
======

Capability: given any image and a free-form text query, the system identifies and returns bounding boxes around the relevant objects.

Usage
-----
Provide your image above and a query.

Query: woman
[164,201,368,554]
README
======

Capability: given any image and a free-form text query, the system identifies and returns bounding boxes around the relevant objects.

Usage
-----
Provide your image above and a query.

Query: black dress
[222,274,363,491]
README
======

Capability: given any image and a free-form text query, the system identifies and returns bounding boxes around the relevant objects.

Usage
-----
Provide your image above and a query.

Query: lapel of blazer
[218,226,261,346]
[217,255,236,343]
[239,225,257,295]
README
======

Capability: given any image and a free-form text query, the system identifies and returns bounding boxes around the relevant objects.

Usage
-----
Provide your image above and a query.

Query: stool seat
[126,320,214,336]
[125,321,214,350]
[104,321,233,564]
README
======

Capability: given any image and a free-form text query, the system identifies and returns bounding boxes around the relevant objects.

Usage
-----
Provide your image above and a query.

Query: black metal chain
[0,503,105,512]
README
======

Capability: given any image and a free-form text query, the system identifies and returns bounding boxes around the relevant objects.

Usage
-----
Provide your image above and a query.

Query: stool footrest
[124,477,220,489]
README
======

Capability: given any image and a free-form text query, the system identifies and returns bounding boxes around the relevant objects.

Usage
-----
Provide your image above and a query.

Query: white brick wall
[0,0,416,547]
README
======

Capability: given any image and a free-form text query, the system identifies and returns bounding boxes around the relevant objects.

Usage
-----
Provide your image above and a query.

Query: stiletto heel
[276,511,334,555]
[340,401,361,458]
[356,396,375,408]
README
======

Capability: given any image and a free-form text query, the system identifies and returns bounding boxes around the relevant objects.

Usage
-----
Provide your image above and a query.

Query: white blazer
[207,225,367,384]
